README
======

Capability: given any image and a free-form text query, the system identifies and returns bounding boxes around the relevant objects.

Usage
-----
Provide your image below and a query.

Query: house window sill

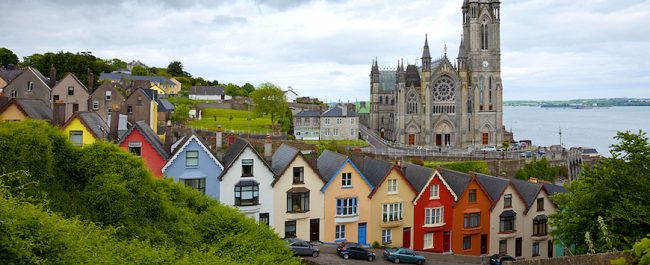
[341,186,353,189]
[423,223,446,228]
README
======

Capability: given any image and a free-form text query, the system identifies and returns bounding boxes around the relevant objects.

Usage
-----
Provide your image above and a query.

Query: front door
[548,240,554,258]
[435,134,442,146]
[402,228,411,248]
[482,133,489,145]
[358,223,367,245]
[310,219,320,242]
[380,130,385,139]
[480,234,488,254]
[443,231,451,252]
[408,134,415,146]
[515,237,522,257]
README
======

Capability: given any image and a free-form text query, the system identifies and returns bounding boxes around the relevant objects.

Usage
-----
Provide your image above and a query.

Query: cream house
[271,144,324,241]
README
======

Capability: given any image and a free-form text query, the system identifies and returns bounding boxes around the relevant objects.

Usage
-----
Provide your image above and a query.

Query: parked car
[336,242,376,261]
[488,254,516,265]
[284,238,319,257]
[383,247,426,264]
[481,146,497,151]
[520,151,532,158]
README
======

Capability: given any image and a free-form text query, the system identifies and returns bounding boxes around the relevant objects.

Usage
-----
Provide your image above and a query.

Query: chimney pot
[264,135,272,161]
[109,104,121,142]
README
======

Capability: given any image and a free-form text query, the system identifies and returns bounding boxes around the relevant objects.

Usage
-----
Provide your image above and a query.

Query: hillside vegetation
[0,120,299,264]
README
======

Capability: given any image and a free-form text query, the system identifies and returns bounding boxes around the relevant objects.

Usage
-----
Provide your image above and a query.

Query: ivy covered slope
[0,120,299,264]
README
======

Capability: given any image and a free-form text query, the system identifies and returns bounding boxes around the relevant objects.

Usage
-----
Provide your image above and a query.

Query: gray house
[4,67,51,104]
[320,105,359,141]
[51,73,90,121]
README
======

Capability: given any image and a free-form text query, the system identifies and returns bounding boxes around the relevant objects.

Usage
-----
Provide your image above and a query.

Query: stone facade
[5,67,51,104]
[90,82,126,122]
[320,106,359,141]
[294,110,321,140]
[369,0,504,148]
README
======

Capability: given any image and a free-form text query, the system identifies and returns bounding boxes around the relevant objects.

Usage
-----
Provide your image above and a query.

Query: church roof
[458,37,466,58]
[405,65,420,87]
[378,71,396,91]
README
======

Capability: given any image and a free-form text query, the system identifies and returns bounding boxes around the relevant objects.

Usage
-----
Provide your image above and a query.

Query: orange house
[451,174,493,256]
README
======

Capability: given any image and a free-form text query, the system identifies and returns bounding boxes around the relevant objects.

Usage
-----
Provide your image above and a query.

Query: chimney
[341,104,347,116]
[163,121,173,155]
[264,135,273,161]
[215,126,223,152]
[87,69,94,93]
[49,65,56,88]
[109,103,120,142]
[52,102,66,126]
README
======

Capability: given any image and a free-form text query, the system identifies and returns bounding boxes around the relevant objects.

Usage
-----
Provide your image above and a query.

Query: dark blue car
[336,242,376,261]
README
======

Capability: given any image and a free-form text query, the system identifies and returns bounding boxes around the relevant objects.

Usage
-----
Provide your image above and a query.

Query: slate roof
[162,133,223,173]
[0,98,52,120]
[271,143,301,175]
[317,150,348,182]
[405,65,421,87]
[510,178,543,208]
[437,168,472,198]
[219,138,274,180]
[157,99,175,112]
[543,183,568,195]
[99,73,173,85]
[475,173,510,203]
[295,110,321,117]
[118,121,168,159]
[351,155,393,189]
[188,86,225,96]
[76,112,109,139]
[30,67,51,87]
[378,71,396,91]
[0,69,24,83]
[402,163,433,193]
[321,106,357,117]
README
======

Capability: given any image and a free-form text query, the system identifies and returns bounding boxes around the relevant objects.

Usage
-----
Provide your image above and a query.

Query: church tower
[461,0,503,146]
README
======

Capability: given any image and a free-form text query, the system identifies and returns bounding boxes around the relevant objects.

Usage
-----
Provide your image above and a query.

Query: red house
[118,121,168,178]
[407,165,471,253]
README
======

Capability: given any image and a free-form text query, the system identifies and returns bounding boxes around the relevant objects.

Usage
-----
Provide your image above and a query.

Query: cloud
[0,0,648,101]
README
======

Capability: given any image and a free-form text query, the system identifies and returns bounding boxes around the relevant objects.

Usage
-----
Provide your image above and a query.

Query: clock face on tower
[482,60,489,69]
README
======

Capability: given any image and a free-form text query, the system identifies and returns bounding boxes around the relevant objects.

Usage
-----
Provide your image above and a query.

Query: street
[301,244,481,265]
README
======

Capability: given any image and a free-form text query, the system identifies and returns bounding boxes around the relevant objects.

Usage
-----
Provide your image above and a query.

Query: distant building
[296,96,322,104]
[294,110,321,140]
[284,87,298,103]
[355,101,371,127]
[567,147,601,181]
[188,86,229,101]
[4,66,52,104]
[126,60,147,71]
[320,105,358,141]
[99,72,180,95]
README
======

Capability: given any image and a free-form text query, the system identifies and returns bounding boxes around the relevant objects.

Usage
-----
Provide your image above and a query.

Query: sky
[2,0,649,101]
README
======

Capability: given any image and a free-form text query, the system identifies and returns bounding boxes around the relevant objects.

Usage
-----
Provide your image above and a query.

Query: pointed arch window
[481,21,489,50]
[489,76,493,104]
[407,91,418,115]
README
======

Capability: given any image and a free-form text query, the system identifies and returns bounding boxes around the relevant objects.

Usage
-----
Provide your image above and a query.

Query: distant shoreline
[504,98,650,108]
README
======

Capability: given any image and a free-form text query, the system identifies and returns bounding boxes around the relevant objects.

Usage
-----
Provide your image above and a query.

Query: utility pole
[559,125,563,148]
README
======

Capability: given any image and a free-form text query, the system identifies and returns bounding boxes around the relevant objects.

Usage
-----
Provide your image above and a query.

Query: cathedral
[369,0,504,148]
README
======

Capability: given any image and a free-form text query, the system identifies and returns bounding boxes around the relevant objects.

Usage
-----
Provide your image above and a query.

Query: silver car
[284,238,320,257]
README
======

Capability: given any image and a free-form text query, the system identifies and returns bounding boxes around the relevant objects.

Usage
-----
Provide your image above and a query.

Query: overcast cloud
[1,0,648,101]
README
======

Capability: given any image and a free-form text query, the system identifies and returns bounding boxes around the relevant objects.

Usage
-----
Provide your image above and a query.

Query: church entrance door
[435,134,442,146]
[408,134,415,146]
[482,133,489,145]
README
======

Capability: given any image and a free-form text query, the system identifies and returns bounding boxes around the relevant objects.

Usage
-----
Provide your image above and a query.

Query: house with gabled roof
[0,67,24,90]
[294,110,321,140]
[162,133,223,197]
[119,121,168,178]
[320,105,358,141]
[409,166,471,253]
[451,172,494,256]
[188,86,229,101]
[354,156,417,248]
[51,73,90,121]
[90,82,126,122]
[4,67,51,103]
[124,88,158,133]
[62,112,108,147]
[271,144,325,241]
[0,98,52,121]
[318,150,374,244]
[219,138,276,226]
[99,72,180,94]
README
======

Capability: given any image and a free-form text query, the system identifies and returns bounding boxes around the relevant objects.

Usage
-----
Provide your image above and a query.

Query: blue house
[162,134,224,200]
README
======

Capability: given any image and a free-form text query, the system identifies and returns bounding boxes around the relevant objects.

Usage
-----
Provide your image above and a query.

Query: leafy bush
[0,120,299,264]
[611,235,650,265]
[423,160,489,174]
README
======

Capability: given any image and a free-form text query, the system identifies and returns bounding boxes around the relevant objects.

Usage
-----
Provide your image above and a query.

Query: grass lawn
[422,160,489,174]
[188,108,274,133]
[304,139,369,147]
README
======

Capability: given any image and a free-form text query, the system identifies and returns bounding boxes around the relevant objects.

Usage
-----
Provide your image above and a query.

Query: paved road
[302,244,481,265]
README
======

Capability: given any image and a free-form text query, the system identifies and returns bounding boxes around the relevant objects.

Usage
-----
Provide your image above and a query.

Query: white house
[188,86,231,101]
[219,138,276,228]
[284,87,298,103]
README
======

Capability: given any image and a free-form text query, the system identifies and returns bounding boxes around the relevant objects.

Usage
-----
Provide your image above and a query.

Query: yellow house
[271,144,325,241]
[149,84,166,95]
[0,98,52,121]
[318,150,374,244]
[61,112,109,147]
[354,156,417,248]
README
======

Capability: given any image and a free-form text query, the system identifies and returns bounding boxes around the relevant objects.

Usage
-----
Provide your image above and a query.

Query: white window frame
[387,179,398,194]
[430,184,440,199]
[92,100,99,110]
[382,203,403,222]
[26,81,33,91]
[341,172,352,187]
[336,198,357,216]
[335,225,346,240]
[105,91,112,101]
[425,207,444,226]
[382,229,392,243]
[424,233,434,249]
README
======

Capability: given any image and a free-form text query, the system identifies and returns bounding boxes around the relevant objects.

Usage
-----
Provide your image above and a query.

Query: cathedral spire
[422,34,431,59]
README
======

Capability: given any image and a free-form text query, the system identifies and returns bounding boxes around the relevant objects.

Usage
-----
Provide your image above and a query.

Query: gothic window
[489,76,493,104]
[479,77,484,106]
[379,96,383,105]
[407,91,418,115]
[432,77,456,102]
[467,95,473,113]
[481,22,489,50]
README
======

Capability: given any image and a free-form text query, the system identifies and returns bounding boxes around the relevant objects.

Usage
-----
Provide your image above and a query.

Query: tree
[551,130,650,254]
[515,157,565,181]
[0,47,19,67]
[168,60,187,77]
[241,83,256,96]
[171,105,190,125]
[225,83,242,97]
[250,83,288,132]
[131,65,148,76]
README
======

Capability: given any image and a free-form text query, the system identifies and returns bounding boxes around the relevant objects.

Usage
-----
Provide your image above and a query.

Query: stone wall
[503,252,631,265]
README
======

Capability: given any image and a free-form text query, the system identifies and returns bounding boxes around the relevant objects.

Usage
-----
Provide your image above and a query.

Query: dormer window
[105,91,112,101]
[242,159,254,177]
[185,151,199,167]
[430,184,440,199]
[341,172,352,187]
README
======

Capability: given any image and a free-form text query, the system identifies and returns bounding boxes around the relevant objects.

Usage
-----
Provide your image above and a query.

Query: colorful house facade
[61,112,108,147]
[219,138,276,226]
[0,98,52,121]
[118,121,168,178]
[318,150,373,244]
[451,174,493,256]
[51,73,89,121]
[271,144,324,241]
